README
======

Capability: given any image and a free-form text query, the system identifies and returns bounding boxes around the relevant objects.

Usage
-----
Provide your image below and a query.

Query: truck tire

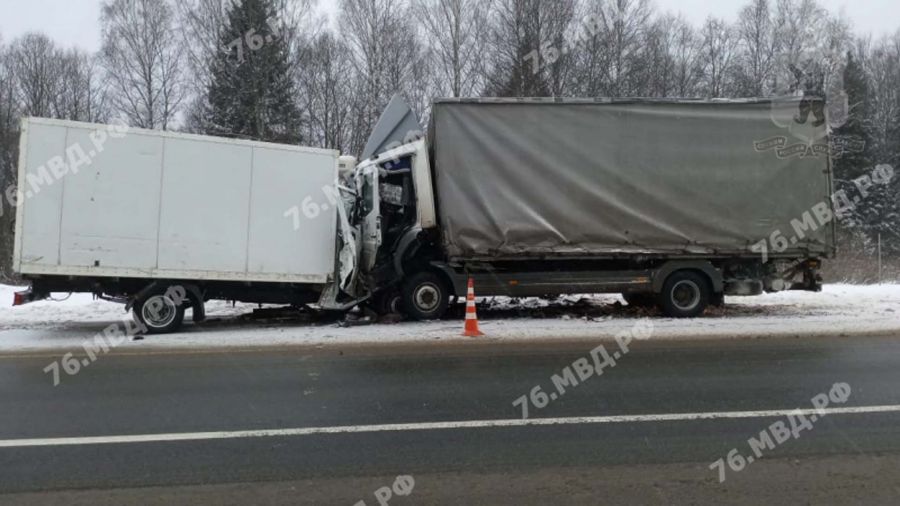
[372,288,403,316]
[402,271,450,321]
[659,271,710,318]
[133,287,186,334]
[622,293,657,308]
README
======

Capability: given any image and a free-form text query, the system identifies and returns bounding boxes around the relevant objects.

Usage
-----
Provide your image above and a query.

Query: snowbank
[0,284,897,352]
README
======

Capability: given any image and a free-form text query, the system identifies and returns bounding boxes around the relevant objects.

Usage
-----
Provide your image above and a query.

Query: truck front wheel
[659,271,710,318]
[402,271,450,321]
[133,288,186,334]
[371,288,403,316]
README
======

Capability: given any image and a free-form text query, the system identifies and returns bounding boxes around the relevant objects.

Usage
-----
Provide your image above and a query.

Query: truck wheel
[622,293,656,308]
[133,288,186,334]
[402,271,450,321]
[372,288,403,316]
[659,271,710,318]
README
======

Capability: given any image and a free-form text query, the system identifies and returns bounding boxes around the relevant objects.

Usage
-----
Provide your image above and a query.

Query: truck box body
[14,118,339,284]
[429,98,835,260]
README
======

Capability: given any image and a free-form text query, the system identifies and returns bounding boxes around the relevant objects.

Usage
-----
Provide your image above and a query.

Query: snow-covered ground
[0,284,897,352]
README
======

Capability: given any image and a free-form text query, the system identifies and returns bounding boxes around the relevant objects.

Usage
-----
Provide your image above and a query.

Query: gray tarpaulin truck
[13,97,835,331]
[360,98,834,320]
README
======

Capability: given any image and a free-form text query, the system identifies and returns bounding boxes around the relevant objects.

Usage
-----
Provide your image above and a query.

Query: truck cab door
[357,165,381,273]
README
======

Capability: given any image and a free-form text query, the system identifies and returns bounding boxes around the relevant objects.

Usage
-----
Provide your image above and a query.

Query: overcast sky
[0,0,896,53]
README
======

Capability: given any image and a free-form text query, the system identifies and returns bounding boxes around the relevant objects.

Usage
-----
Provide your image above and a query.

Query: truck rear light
[13,290,32,307]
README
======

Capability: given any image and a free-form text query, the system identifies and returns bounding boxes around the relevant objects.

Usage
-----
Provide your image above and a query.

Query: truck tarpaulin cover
[429,98,835,259]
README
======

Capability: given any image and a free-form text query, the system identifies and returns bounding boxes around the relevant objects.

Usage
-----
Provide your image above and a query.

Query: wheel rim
[141,295,178,328]
[414,283,441,312]
[671,280,701,311]
[387,294,402,314]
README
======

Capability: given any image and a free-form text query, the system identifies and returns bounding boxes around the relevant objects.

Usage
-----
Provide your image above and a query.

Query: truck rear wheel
[133,287,186,334]
[659,271,710,318]
[402,271,450,321]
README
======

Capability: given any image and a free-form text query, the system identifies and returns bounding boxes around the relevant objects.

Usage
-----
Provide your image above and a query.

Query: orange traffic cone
[463,278,484,337]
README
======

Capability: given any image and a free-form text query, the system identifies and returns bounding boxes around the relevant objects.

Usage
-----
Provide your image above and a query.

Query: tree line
[0,0,899,280]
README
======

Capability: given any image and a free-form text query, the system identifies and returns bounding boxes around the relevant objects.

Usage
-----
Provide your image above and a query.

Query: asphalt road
[0,334,899,505]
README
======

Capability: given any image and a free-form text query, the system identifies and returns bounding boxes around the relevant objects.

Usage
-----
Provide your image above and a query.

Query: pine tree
[832,52,872,182]
[877,63,900,255]
[832,51,899,254]
[831,51,874,230]
[204,0,302,144]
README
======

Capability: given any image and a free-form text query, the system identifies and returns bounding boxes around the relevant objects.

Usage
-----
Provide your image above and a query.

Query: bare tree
[7,34,107,123]
[385,16,432,119]
[414,0,492,98]
[769,0,838,97]
[0,36,20,280]
[667,16,703,97]
[734,0,779,96]
[576,0,652,97]
[273,0,318,62]
[0,37,16,163]
[300,31,358,151]
[177,0,229,83]
[100,0,184,129]
[340,0,426,153]
[341,0,404,118]
[699,17,738,98]
[484,0,576,97]
[863,36,900,166]
[637,14,688,98]
[542,0,579,97]
[570,0,652,97]
[175,0,229,130]
[640,15,706,98]
[774,0,825,65]
[8,33,61,117]
[570,2,608,96]
[53,49,109,122]
[0,35,16,172]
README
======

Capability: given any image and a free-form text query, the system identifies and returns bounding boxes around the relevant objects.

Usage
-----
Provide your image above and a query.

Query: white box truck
[12,118,360,332]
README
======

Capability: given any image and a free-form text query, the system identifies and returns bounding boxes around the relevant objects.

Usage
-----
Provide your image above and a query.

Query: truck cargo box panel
[14,118,339,284]
[430,99,834,259]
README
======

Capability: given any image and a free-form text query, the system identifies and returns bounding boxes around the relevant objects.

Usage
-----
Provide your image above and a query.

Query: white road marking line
[2,405,900,449]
